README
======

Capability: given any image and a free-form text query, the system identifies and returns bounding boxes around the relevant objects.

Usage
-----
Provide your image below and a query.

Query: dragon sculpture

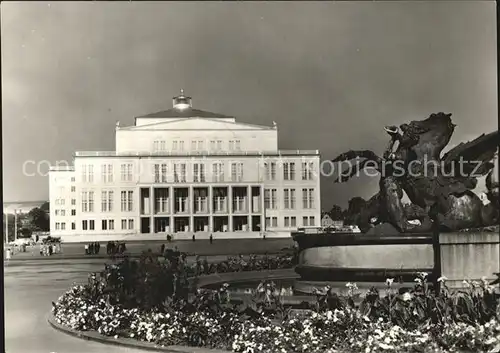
[332,112,499,233]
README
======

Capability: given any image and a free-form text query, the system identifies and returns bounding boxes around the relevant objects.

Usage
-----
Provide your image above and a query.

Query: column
[189,185,194,232]
[208,186,213,232]
[150,186,154,234]
[261,185,266,232]
[228,185,233,232]
[247,185,251,214]
[170,186,174,233]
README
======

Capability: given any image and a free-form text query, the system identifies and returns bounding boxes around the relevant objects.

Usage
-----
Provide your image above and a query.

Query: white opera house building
[49,91,321,241]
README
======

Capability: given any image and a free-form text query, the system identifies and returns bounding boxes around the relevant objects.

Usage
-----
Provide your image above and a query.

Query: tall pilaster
[208,186,213,232]
[189,185,194,232]
[150,186,154,233]
[170,186,174,233]
[228,185,233,231]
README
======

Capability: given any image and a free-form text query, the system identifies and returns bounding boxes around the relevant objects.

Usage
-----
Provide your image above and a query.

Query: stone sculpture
[332,113,499,233]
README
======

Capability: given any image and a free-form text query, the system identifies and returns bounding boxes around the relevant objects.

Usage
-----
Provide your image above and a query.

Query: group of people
[106,241,127,256]
[40,242,60,256]
[84,242,101,255]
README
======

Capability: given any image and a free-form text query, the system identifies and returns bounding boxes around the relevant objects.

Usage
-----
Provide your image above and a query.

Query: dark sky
[2,1,497,208]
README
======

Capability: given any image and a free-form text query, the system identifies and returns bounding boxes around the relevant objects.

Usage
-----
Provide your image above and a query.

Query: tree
[329,204,344,221]
[28,207,50,231]
[19,228,33,238]
[40,201,50,213]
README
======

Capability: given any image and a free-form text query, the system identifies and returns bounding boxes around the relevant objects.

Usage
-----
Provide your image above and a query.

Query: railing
[49,166,75,171]
[74,149,320,157]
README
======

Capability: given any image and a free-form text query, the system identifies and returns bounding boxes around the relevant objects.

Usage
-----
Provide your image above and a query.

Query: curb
[47,312,230,353]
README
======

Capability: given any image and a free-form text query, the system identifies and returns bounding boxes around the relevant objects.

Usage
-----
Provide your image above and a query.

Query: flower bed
[51,252,500,353]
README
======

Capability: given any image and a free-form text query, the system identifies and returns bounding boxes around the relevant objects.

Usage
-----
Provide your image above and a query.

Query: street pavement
[4,258,149,353]
[7,238,295,261]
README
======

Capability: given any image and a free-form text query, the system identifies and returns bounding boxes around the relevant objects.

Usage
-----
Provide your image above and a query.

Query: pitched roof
[137,107,235,119]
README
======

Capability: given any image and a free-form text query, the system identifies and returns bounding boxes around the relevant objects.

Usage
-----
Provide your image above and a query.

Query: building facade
[49,91,321,239]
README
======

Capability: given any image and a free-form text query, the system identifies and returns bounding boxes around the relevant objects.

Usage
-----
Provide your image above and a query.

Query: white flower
[402,292,411,301]
[437,276,448,283]
[385,278,394,287]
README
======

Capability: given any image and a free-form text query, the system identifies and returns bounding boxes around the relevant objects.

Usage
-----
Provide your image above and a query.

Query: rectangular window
[193,163,205,183]
[303,216,308,227]
[291,216,297,227]
[89,220,95,230]
[197,140,203,151]
[212,162,224,182]
[265,217,271,228]
[88,191,94,212]
[231,162,243,182]
[128,219,134,230]
[88,165,94,183]
[174,163,186,183]
[71,199,76,205]
[302,162,314,180]
[172,141,178,151]
[82,220,88,230]
[71,186,76,192]
[191,140,197,151]
[61,210,66,216]
[179,141,184,151]
[61,222,65,230]
[154,140,159,151]
[284,217,290,227]
[81,164,87,183]
[309,216,315,226]
[121,191,127,211]
[235,140,241,151]
[154,164,167,183]
[265,162,277,181]
[102,164,113,183]
[229,140,234,150]
[71,209,76,216]
[127,191,133,212]
[102,191,108,212]
[121,219,127,230]
[55,210,59,216]
[121,191,134,212]
[71,222,75,230]
[272,217,278,227]
[109,219,114,230]
[71,177,75,182]
[81,191,88,212]
[102,220,107,230]
[284,162,296,181]
[216,140,222,150]
[55,222,60,230]
[121,163,133,182]
[302,188,314,209]
[264,189,277,209]
[210,140,216,151]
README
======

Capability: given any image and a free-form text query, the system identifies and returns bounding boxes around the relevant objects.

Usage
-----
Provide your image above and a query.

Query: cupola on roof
[136,89,235,119]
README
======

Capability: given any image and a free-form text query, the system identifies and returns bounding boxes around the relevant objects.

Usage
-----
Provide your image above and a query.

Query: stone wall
[439,232,499,288]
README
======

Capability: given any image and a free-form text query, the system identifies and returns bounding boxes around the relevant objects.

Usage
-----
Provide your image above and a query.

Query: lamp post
[14,209,20,242]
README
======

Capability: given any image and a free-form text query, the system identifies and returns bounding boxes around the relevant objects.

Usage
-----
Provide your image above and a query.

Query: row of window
[153,140,242,152]
[265,216,316,228]
[79,161,315,184]
[264,188,315,209]
[265,162,314,181]
[81,219,135,231]
[81,190,134,213]
[54,209,76,216]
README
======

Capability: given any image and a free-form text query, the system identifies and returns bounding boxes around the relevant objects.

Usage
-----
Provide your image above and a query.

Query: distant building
[49,91,321,240]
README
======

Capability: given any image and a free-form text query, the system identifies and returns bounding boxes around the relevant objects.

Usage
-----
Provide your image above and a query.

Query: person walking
[5,248,12,264]
[192,234,196,242]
